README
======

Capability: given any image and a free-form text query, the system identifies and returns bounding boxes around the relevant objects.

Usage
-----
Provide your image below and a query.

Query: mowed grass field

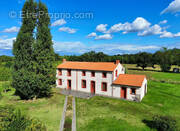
[0,82,65,131]
[76,64,180,131]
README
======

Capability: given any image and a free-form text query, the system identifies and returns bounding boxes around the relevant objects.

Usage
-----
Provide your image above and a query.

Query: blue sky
[0,0,180,56]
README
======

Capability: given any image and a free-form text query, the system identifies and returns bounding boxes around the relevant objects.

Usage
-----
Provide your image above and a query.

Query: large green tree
[12,0,37,99]
[154,48,172,72]
[32,1,55,97]
[13,0,55,99]
[136,52,154,70]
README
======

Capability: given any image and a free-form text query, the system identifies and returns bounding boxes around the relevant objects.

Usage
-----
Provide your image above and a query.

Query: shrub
[0,106,46,131]
[152,115,177,131]
[0,67,11,81]
[1,82,11,93]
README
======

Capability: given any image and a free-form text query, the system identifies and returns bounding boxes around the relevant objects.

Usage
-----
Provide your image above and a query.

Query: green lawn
[0,82,65,131]
[76,69,180,131]
[125,64,180,84]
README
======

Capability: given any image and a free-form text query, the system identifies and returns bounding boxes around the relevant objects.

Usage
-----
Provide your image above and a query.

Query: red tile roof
[57,61,117,71]
[113,74,146,87]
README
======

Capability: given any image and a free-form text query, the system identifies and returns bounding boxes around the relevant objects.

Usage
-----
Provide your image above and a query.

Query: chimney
[63,59,66,63]
[116,60,120,64]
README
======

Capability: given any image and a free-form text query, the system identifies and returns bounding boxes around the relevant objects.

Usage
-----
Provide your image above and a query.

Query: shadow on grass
[142,119,155,129]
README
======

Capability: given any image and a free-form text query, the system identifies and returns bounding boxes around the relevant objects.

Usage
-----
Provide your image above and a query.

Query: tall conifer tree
[12,0,37,99]
[13,0,55,99]
[33,1,55,97]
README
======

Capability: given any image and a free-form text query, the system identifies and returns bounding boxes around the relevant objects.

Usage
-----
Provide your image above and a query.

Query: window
[58,79,62,85]
[91,72,95,77]
[115,70,118,77]
[82,80,86,88]
[101,82,107,91]
[102,72,107,78]
[67,69,71,76]
[82,71,86,76]
[131,88,136,95]
[58,69,62,75]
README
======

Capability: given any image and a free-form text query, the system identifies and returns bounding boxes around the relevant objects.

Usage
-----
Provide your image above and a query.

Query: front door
[67,80,71,90]
[121,87,126,99]
[91,81,95,94]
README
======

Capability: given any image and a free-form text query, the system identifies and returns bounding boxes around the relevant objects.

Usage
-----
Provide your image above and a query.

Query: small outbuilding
[112,74,147,102]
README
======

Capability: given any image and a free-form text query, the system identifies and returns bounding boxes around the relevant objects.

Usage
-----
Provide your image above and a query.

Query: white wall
[113,63,125,81]
[56,69,113,96]
[139,78,148,101]
[112,78,147,101]
[56,68,147,102]
[56,69,77,90]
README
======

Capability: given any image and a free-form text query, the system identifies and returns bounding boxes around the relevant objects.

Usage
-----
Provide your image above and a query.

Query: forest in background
[1,47,180,73]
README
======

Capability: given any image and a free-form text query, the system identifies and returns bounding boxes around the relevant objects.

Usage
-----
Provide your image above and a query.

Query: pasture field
[0,82,65,131]
[0,63,180,131]
[76,64,180,131]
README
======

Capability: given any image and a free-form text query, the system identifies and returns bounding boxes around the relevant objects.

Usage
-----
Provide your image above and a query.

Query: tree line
[62,48,180,72]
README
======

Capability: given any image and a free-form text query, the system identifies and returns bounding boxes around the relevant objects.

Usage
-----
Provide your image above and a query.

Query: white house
[56,59,147,101]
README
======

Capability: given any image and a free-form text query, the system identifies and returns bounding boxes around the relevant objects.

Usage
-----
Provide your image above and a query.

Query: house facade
[56,59,147,101]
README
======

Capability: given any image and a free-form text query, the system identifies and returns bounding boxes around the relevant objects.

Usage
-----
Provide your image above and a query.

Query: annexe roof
[57,61,117,72]
[113,74,146,87]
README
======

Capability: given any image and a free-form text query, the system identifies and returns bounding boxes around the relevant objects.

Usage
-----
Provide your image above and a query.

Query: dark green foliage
[4,61,13,68]
[54,53,62,61]
[12,0,37,99]
[154,48,173,72]
[0,106,46,131]
[32,1,55,97]
[0,67,11,81]
[144,115,177,131]
[0,55,13,63]
[172,48,180,66]
[136,52,154,70]
[12,0,55,99]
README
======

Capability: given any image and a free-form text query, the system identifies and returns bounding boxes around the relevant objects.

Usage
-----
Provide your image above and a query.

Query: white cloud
[138,24,163,36]
[2,26,19,33]
[87,32,97,38]
[174,32,180,37]
[53,40,160,55]
[131,17,151,31]
[96,24,108,33]
[0,37,16,49]
[107,17,151,33]
[0,35,8,39]
[161,0,180,14]
[59,27,77,34]
[160,31,180,38]
[95,34,112,40]
[159,20,168,24]
[51,19,66,27]
[89,17,178,39]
